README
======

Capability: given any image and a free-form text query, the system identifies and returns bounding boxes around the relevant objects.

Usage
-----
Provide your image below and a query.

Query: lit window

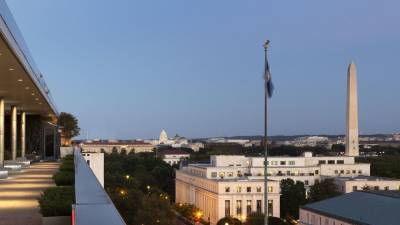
[256,187,262,192]
[237,186,242,193]
[289,161,295,165]
[211,172,217,178]
[268,186,273,193]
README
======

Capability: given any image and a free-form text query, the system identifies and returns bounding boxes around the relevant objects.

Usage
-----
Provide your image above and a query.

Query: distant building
[186,153,369,189]
[299,191,400,225]
[80,140,154,154]
[82,152,104,187]
[176,158,280,224]
[158,149,190,165]
[333,176,400,193]
[292,136,329,147]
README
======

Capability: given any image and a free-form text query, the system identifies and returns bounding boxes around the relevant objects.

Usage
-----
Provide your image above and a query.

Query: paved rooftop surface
[0,162,60,225]
[302,191,400,225]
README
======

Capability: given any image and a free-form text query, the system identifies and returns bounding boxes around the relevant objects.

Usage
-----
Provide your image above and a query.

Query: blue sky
[6,0,400,139]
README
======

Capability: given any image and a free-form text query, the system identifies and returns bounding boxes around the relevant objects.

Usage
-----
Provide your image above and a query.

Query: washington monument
[345,62,359,156]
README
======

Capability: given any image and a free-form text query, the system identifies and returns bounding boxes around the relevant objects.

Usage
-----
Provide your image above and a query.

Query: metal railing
[73,148,126,225]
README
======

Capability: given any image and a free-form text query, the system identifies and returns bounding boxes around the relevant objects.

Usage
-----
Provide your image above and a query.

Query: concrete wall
[82,152,104,187]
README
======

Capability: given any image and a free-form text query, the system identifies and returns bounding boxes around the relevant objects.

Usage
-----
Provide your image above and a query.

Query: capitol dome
[159,129,168,144]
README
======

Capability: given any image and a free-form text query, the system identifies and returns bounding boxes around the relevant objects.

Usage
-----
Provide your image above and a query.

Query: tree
[133,194,175,225]
[308,179,341,203]
[280,179,306,219]
[217,217,242,225]
[57,112,80,146]
[245,213,290,225]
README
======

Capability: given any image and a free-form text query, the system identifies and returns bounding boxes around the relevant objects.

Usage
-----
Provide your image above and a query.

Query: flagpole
[263,40,270,225]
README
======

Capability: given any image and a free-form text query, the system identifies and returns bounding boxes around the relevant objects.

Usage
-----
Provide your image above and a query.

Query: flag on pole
[264,41,274,98]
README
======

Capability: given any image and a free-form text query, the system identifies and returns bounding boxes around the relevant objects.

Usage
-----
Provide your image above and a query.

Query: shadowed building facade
[0,0,59,178]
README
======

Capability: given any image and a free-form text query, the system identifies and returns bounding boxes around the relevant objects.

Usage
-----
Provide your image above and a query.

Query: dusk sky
[6,0,400,139]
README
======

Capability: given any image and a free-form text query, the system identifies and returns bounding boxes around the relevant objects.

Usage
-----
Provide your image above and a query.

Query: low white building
[202,153,369,189]
[158,149,190,165]
[333,176,400,193]
[82,152,104,187]
[80,140,154,154]
[176,163,280,225]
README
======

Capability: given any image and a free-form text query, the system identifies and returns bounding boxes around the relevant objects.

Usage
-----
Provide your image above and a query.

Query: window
[219,172,225,178]
[328,160,335,164]
[346,170,350,174]
[358,170,362,174]
[86,160,90,165]
[305,180,309,185]
[352,170,356,174]
[384,186,389,191]
[236,200,242,217]
[280,161,286,165]
[318,160,326,164]
[289,161,295,165]
[256,200,262,213]
[334,170,338,174]
[225,200,230,217]
[236,164,242,166]
[225,187,230,193]
[227,172,234,177]
[268,186,273,193]
[315,170,319,175]
[237,171,242,177]
[246,200,252,215]
[247,187,252,193]
[256,186,262,192]
[337,160,344,164]
[353,186,358,191]
[374,186,379,190]
[271,161,278,165]
[286,171,291,175]
[236,186,242,193]
[325,218,329,225]
[340,170,344,174]
[211,172,217,178]
[267,200,273,216]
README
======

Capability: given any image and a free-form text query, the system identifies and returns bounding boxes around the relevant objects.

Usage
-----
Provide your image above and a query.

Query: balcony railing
[73,148,126,225]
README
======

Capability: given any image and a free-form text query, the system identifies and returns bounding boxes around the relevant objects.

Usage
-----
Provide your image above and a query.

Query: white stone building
[158,149,190,165]
[197,153,369,188]
[176,161,280,224]
[82,152,104,187]
[333,176,400,193]
[80,140,154,154]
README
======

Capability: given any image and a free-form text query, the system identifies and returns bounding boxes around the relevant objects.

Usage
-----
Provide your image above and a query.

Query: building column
[0,99,4,167]
[21,112,26,158]
[11,105,17,161]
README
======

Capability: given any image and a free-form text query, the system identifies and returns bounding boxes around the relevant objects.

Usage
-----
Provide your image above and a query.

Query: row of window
[225,200,273,217]
[334,169,362,175]
[225,186,273,193]
[268,161,296,166]
[352,185,400,191]
[319,160,345,165]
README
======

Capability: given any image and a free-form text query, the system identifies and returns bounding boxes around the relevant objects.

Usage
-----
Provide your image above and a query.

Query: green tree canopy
[57,112,80,140]
[217,217,242,225]
[308,178,341,203]
[280,178,306,219]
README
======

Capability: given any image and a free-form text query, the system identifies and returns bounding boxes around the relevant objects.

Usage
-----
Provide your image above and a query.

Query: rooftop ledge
[73,148,126,225]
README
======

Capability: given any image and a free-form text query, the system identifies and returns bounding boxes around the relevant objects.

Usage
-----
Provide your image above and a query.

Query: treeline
[356,156,400,179]
[104,152,176,225]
